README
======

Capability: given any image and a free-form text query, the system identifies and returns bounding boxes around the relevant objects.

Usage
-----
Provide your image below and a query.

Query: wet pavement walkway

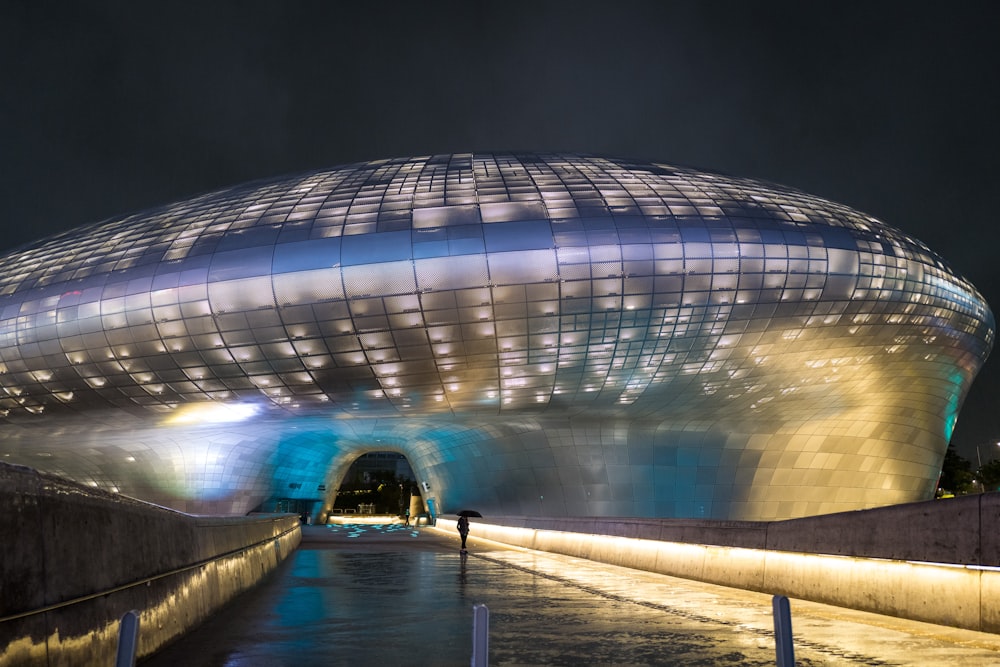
[141,522,1000,666]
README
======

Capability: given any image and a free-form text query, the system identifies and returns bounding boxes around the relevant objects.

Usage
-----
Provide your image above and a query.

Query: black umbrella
[456,510,482,517]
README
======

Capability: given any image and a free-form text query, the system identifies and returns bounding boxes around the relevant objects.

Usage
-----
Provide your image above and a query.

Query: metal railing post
[115,609,140,667]
[471,603,489,666]
[772,595,794,667]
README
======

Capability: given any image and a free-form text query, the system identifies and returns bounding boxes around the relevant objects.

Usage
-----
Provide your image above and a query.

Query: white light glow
[163,402,260,425]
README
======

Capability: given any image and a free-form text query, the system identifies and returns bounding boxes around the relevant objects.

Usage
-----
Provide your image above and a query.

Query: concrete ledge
[0,463,301,666]
[477,494,1000,565]
[436,495,1000,633]
[764,494,992,564]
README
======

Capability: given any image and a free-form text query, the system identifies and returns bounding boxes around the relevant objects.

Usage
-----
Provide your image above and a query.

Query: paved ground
[141,522,1000,666]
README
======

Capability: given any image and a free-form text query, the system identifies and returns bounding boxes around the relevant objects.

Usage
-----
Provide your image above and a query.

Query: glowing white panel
[273,268,346,305]
[208,277,276,313]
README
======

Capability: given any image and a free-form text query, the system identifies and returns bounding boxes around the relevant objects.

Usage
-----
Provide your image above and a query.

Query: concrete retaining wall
[437,494,1000,633]
[0,463,301,666]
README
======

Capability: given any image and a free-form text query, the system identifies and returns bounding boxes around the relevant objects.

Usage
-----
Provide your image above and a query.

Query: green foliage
[333,473,413,513]
[939,445,1000,495]
[978,460,1000,493]
[938,445,976,496]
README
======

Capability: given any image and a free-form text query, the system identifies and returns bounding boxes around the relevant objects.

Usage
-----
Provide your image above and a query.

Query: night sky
[3,1,999,464]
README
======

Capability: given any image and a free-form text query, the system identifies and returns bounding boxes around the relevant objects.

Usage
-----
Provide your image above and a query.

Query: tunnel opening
[331,451,417,517]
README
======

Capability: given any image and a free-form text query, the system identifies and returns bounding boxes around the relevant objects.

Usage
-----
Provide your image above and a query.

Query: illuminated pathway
[142,523,1000,666]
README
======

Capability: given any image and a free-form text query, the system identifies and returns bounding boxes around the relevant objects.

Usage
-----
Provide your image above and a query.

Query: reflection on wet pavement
[142,523,1000,666]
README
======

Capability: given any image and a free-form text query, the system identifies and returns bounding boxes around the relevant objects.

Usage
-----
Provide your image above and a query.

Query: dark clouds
[2,1,999,461]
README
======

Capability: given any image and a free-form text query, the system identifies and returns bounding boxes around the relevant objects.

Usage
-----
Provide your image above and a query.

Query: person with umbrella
[457,515,469,552]
[455,510,481,552]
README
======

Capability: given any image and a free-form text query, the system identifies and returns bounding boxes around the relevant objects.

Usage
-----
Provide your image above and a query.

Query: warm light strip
[433,520,1000,634]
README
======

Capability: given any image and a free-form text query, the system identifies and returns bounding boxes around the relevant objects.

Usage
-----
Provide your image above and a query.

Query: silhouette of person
[457,515,470,551]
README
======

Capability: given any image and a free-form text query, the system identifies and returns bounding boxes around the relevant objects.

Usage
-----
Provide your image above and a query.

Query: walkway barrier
[471,603,489,666]
[438,502,1000,634]
[115,610,140,667]
[465,594,790,666]
[772,595,794,667]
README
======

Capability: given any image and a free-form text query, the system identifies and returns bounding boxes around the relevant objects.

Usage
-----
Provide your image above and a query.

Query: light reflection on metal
[0,154,992,520]
[163,403,260,426]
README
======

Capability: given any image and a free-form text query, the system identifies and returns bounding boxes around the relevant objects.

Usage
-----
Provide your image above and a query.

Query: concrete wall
[0,463,301,666]
[436,494,1000,633]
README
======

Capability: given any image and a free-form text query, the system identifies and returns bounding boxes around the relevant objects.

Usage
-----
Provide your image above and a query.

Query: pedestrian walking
[457,514,470,552]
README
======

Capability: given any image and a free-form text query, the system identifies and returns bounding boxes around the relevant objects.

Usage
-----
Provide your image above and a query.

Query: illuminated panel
[0,154,992,520]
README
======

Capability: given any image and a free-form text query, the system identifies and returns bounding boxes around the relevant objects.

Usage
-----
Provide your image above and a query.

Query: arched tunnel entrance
[326,451,418,521]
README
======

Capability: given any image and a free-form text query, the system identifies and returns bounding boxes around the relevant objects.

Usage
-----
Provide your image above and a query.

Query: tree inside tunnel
[333,452,416,515]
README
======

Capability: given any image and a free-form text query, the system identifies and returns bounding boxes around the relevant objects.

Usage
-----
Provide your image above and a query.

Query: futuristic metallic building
[0,154,992,520]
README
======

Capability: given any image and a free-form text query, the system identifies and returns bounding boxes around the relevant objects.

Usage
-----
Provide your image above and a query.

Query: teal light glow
[943,370,967,442]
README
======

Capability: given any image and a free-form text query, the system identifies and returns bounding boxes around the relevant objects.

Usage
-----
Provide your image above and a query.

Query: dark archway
[331,451,417,516]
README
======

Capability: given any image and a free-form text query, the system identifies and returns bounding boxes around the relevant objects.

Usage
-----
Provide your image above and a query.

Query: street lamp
[974,441,1000,468]
[974,441,1000,494]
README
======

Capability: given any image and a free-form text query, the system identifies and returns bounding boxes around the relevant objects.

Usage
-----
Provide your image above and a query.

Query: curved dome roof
[0,153,991,422]
[0,153,976,291]
[0,153,992,520]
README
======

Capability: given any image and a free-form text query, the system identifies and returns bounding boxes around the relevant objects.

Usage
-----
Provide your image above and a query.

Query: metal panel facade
[0,154,992,520]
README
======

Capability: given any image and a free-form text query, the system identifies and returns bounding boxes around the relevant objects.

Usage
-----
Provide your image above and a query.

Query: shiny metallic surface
[0,154,992,520]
